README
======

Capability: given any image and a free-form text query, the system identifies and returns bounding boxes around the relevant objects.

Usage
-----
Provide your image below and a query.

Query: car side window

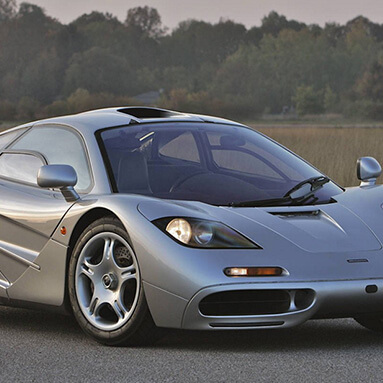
[0,130,24,150]
[211,148,283,179]
[11,126,92,191]
[0,152,44,185]
[158,132,200,163]
[207,131,301,180]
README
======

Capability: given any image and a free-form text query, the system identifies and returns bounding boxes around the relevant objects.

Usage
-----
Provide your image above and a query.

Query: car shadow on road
[1,305,382,351]
[158,322,383,352]
[0,306,82,338]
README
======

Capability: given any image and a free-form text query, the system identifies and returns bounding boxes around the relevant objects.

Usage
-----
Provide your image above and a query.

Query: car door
[0,124,93,295]
[0,151,72,291]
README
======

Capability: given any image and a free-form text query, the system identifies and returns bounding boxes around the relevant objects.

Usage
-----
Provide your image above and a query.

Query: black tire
[355,317,383,332]
[68,216,158,346]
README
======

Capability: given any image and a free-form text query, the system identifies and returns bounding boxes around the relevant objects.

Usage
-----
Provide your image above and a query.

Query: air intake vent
[199,290,291,316]
[118,107,183,119]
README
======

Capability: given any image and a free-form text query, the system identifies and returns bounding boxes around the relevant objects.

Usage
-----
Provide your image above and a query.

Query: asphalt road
[1,306,383,383]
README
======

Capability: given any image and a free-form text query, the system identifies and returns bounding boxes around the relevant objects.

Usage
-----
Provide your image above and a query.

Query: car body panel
[43,187,383,328]
[7,238,68,306]
[138,198,383,253]
[182,278,383,330]
[1,107,383,331]
[0,178,72,286]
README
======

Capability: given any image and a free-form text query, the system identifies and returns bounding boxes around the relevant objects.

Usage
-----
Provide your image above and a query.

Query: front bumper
[181,278,383,330]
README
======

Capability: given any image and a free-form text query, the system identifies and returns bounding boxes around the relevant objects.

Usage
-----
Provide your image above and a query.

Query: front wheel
[68,216,157,346]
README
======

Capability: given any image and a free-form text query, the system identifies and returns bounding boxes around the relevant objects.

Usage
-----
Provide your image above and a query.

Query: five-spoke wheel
[68,217,157,346]
[75,232,140,331]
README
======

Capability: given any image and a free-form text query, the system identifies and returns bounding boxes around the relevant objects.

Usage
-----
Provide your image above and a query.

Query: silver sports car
[1,107,383,346]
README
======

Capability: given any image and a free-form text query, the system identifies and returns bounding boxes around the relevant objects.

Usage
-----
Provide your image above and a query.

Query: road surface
[0,306,382,382]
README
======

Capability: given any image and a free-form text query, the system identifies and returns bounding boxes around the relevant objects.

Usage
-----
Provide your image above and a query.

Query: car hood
[222,203,381,253]
[138,192,382,253]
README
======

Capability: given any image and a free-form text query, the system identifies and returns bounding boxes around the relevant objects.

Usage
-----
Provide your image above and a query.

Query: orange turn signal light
[224,267,286,277]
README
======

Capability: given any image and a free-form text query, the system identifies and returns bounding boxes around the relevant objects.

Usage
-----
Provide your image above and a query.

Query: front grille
[199,290,291,316]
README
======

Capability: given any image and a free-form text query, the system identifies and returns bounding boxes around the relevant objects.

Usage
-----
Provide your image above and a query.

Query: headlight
[153,217,261,249]
[166,218,193,244]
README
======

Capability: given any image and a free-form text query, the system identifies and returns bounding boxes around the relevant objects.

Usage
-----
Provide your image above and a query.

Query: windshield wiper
[284,176,330,199]
[230,176,330,208]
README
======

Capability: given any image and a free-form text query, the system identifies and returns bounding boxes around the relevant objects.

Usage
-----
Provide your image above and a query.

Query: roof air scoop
[117,107,184,119]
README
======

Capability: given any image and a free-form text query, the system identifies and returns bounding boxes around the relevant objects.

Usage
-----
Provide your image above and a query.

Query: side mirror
[37,165,80,202]
[357,157,382,187]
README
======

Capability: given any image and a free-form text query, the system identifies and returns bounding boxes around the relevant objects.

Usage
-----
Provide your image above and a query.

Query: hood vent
[269,210,320,219]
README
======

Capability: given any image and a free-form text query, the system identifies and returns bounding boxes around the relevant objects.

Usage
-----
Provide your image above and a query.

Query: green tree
[0,0,16,22]
[324,85,338,112]
[323,23,344,46]
[0,3,64,102]
[163,18,246,73]
[125,6,166,39]
[246,26,263,45]
[0,5,381,121]
[64,47,136,95]
[293,85,324,115]
[0,99,16,120]
[19,52,62,103]
[355,58,383,101]
[261,11,305,37]
[17,96,39,120]
[18,2,45,19]
[71,11,123,51]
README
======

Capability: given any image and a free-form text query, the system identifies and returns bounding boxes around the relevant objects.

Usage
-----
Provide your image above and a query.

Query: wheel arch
[63,208,122,310]
[67,208,122,257]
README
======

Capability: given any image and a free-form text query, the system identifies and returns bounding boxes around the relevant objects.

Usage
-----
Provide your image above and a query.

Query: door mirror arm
[37,165,80,202]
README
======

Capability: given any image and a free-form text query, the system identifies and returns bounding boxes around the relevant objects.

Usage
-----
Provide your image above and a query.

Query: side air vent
[118,107,183,119]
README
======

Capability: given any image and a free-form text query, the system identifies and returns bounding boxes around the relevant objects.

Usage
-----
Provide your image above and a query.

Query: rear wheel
[68,216,157,346]
[355,317,383,332]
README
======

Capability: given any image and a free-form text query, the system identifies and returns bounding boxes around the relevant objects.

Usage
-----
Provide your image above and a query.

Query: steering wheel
[169,171,209,193]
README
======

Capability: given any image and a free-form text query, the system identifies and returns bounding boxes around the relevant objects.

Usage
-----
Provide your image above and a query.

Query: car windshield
[98,123,343,206]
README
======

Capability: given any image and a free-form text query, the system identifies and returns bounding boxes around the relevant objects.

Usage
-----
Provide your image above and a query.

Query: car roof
[2,107,245,135]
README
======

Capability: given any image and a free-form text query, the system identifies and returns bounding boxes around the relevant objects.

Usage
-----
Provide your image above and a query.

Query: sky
[27,0,383,29]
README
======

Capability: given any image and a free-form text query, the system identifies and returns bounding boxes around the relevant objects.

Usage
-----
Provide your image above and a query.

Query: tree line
[0,1,383,121]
